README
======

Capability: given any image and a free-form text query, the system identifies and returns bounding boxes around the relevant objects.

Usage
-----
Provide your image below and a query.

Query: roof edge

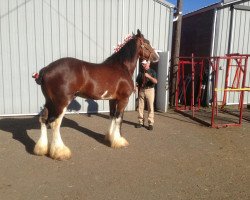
[183,0,246,18]
[221,0,243,5]
[183,3,221,18]
[154,0,175,9]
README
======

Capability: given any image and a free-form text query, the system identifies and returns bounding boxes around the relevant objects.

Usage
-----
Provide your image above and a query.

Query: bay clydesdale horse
[32,29,159,160]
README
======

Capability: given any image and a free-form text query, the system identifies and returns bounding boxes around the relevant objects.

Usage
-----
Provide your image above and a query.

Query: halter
[113,35,155,61]
[139,38,155,61]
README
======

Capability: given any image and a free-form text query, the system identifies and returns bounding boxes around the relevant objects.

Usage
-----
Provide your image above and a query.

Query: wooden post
[170,0,183,107]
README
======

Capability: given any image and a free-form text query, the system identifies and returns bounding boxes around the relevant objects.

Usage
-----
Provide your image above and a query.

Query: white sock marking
[51,107,67,149]
[39,123,48,146]
[108,117,122,141]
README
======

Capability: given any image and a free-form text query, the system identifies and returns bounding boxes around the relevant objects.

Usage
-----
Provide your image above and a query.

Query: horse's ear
[137,29,141,36]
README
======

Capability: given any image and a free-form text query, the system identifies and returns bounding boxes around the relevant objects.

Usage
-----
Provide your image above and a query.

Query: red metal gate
[175,54,250,128]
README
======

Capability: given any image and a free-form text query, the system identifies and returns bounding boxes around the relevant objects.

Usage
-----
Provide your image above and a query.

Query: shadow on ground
[0,113,138,155]
[0,116,39,154]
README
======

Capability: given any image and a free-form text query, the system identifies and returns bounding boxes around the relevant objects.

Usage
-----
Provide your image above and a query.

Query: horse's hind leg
[109,99,117,117]
[49,107,71,160]
[34,108,49,156]
[106,98,129,148]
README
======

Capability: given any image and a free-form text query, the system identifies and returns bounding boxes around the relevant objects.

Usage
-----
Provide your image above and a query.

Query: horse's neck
[125,58,138,76]
[125,46,140,76]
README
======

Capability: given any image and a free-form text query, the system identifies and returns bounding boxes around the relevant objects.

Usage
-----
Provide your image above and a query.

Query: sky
[167,0,220,14]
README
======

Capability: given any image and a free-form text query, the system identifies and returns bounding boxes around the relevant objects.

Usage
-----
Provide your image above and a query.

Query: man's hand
[144,73,158,84]
[144,72,151,79]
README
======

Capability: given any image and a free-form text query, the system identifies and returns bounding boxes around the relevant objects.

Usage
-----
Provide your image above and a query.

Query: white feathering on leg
[49,107,71,160]
[34,123,48,156]
[106,117,129,148]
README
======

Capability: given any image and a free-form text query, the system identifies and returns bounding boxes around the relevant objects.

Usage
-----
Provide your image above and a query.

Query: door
[156,52,170,112]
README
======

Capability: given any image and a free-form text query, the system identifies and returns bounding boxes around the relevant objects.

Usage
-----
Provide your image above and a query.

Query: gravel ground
[0,110,249,200]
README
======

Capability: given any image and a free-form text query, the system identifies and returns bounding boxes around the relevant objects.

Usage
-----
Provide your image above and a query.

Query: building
[0,0,174,116]
[180,0,250,105]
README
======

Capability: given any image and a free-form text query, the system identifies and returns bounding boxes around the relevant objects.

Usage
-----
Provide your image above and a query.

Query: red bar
[191,54,195,117]
[176,54,250,128]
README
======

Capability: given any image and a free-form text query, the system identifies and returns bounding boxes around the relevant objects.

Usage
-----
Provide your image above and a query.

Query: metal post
[222,55,232,108]
[211,58,219,127]
[239,56,248,124]
[175,60,181,110]
[191,53,195,117]
[198,60,204,109]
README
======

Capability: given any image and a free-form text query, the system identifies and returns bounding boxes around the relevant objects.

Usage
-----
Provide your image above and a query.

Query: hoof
[34,143,49,156]
[110,137,129,148]
[50,145,72,161]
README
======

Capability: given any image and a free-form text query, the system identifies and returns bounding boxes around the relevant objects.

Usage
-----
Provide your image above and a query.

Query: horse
[32,29,159,160]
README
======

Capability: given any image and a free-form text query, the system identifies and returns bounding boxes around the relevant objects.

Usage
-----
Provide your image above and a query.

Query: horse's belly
[76,90,114,100]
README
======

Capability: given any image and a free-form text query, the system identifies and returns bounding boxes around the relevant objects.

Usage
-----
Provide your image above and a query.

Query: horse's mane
[103,37,137,65]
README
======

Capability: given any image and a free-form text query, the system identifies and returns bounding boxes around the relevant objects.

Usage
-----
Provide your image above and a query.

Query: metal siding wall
[27,0,39,113]
[213,2,250,104]
[147,1,155,46]
[0,1,3,115]
[34,0,45,112]
[244,1,250,103]
[158,5,166,50]
[0,1,10,114]
[165,6,172,51]
[0,0,173,115]
[232,6,250,103]
[213,7,231,103]
[10,0,20,114]
[213,8,231,57]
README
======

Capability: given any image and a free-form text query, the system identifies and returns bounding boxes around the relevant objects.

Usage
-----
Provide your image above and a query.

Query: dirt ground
[0,110,250,200]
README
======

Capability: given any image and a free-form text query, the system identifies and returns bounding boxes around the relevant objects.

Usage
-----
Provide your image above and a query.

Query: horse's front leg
[106,98,129,148]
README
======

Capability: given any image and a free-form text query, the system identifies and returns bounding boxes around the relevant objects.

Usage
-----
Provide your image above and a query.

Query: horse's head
[135,29,160,63]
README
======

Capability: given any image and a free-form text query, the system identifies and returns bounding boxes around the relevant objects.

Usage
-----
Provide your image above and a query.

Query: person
[135,59,158,131]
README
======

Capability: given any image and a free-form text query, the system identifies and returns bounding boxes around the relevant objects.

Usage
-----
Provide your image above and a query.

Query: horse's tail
[32,68,46,85]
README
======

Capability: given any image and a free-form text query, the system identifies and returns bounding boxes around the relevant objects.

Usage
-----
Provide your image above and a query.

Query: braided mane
[103,35,137,65]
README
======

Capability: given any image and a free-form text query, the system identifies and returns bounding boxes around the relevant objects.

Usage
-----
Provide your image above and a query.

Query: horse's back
[46,57,84,71]
[40,57,133,101]
[41,58,85,98]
